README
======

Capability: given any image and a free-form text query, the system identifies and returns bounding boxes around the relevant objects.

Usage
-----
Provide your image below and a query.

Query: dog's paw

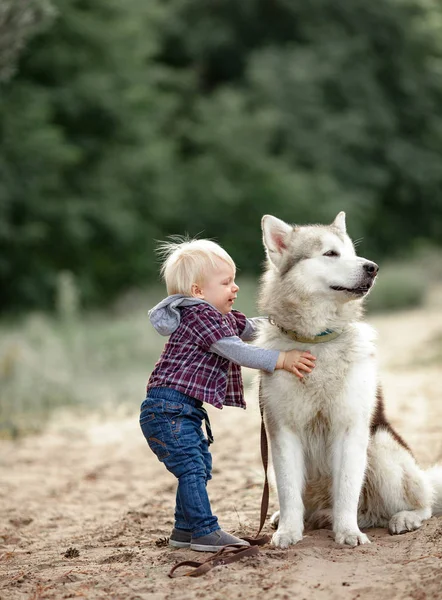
[270,511,280,530]
[271,529,303,548]
[334,530,370,547]
[388,511,423,535]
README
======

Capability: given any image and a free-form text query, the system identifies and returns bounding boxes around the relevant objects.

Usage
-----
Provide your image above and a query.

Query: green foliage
[1,0,442,312]
[366,263,428,313]
[0,0,172,309]
[366,246,442,313]
[0,297,165,437]
[0,0,54,81]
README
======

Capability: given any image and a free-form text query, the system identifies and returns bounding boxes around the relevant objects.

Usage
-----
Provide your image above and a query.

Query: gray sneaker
[169,528,191,548]
[190,529,250,552]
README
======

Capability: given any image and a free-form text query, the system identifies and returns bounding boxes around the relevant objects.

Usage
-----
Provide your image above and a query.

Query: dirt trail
[1,308,442,600]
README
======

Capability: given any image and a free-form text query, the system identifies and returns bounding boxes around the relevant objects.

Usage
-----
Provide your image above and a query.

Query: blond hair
[157,238,236,295]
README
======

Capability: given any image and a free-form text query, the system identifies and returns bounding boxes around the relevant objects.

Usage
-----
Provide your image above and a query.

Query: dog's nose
[363,261,379,277]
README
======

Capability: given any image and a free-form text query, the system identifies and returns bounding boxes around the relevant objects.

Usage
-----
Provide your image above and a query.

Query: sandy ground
[1,307,442,600]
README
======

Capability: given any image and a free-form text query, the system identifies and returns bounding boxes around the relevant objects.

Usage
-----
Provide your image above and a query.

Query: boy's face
[192,258,239,314]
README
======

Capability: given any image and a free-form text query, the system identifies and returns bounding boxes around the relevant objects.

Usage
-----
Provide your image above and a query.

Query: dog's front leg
[332,426,370,546]
[270,427,305,548]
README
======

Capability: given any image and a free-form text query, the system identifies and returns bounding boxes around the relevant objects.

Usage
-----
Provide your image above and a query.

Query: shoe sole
[169,539,191,548]
[190,542,250,553]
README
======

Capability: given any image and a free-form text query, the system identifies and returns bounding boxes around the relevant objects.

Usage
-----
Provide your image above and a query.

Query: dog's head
[261,212,378,303]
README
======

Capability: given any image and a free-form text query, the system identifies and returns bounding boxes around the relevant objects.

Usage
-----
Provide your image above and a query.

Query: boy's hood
[148,294,208,336]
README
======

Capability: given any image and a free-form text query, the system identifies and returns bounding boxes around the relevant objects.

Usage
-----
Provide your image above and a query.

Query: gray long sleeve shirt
[211,318,279,372]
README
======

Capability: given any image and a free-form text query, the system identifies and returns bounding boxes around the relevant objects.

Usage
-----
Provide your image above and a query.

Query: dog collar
[268,317,342,344]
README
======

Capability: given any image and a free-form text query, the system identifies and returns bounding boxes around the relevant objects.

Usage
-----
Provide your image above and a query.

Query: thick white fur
[257,213,441,548]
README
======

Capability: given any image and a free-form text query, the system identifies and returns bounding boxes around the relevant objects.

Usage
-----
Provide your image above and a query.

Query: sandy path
[1,308,442,600]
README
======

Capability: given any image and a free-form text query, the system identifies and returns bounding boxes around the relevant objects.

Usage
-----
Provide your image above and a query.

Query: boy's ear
[261,214,293,269]
[191,283,204,299]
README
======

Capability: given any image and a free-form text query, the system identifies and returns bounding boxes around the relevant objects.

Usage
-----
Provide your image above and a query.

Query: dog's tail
[427,465,442,516]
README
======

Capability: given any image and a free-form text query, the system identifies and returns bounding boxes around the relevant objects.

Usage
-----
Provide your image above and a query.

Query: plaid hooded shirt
[147,301,247,409]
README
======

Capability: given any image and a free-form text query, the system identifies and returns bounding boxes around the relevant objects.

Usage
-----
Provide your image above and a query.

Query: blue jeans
[139,387,220,538]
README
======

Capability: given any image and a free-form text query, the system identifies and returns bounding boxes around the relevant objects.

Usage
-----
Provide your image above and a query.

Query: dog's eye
[323,250,340,257]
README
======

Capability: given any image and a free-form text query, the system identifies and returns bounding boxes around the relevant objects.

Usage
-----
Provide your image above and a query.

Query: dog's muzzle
[331,261,379,296]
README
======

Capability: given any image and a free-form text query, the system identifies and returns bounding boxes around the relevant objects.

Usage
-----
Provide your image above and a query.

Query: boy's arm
[210,335,280,373]
[240,317,268,342]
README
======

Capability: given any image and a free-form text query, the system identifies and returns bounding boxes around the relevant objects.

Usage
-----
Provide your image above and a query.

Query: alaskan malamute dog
[256,212,442,548]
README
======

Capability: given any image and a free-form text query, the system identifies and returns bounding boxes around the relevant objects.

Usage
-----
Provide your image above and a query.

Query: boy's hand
[276,350,316,379]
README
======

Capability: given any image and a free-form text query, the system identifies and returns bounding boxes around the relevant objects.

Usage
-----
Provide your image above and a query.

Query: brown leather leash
[243,383,270,545]
[168,543,261,578]
[168,379,271,578]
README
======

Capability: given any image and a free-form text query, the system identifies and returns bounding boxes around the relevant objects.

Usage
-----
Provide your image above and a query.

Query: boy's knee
[178,468,207,484]
[169,454,207,480]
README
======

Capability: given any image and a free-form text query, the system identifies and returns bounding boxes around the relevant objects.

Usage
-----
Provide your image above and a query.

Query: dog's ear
[331,211,346,234]
[261,215,293,268]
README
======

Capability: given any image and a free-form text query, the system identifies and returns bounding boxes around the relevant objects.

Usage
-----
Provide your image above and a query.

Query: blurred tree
[155,0,442,267]
[0,0,54,81]
[1,0,442,312]
[0,0,176,309]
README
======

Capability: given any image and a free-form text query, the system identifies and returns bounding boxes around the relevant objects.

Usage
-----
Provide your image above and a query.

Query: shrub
[366,263,428,313]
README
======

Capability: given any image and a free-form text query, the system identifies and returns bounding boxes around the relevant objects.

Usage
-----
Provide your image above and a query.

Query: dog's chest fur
[256,321,377,476]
